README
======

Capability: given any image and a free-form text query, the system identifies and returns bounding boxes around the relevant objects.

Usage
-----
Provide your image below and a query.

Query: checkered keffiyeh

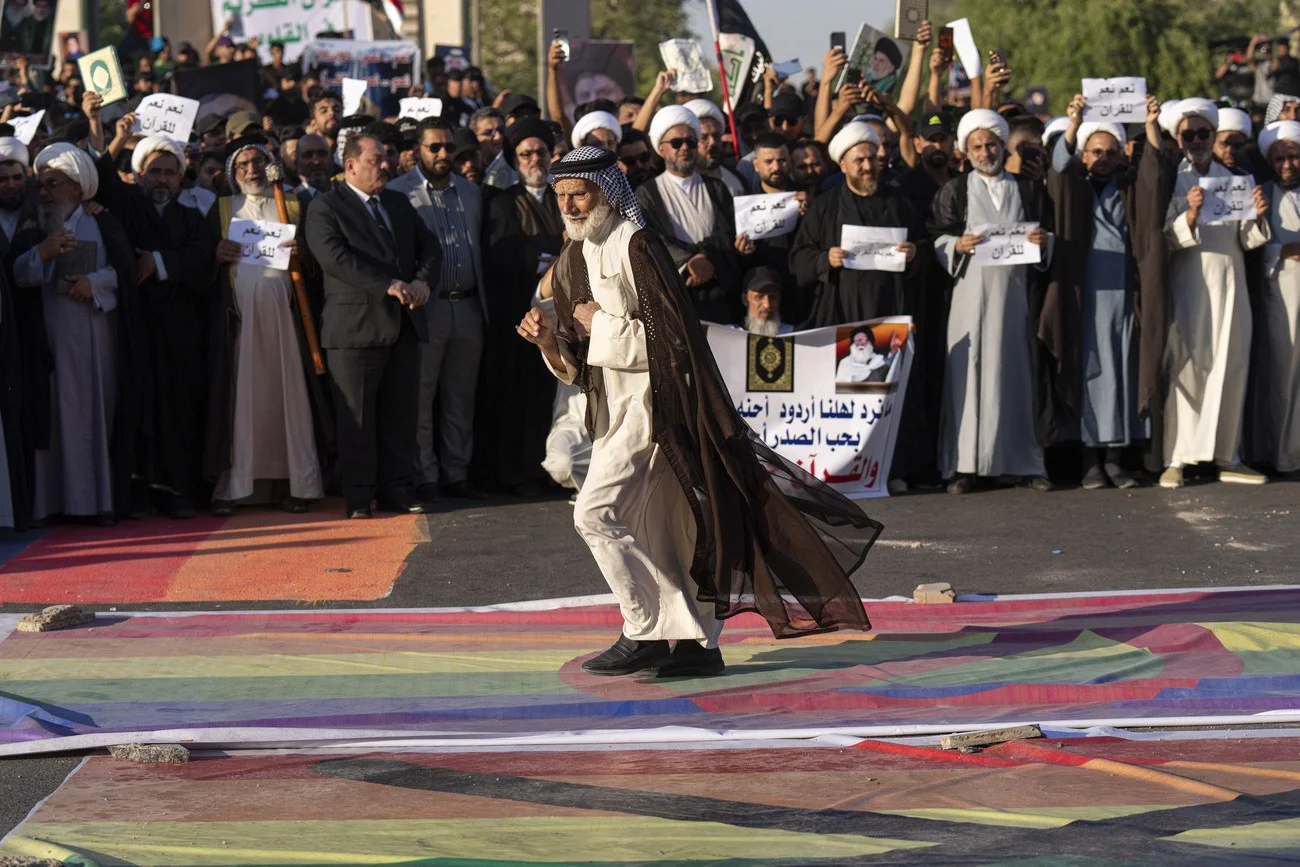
[550,146,645,229]
[1268,92,1300,125]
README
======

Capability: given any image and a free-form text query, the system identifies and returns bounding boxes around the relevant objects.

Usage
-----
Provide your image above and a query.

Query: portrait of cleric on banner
[834,323,906,390]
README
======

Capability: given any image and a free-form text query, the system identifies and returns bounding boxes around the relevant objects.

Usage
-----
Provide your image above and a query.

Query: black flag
[716,0,772,107]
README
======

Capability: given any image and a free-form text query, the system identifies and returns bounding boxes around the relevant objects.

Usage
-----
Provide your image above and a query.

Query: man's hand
[548,41,566,71]
[685,253,713,287]
[572,300,602,334]
[834,82,864,115]
[82,91,103,122]
[114,112,138,145]
[491,89,512,109]
[914,20,932,48]
[1066,93,1085,131]
[955,233,985,254]
[215,239,244,265]
[83,200,106,217]
[653,69,677,95]
[1027,227,1049,247]
[823,47,847,82]
[1144,93,1163,147]
[279,239,297,257]
[890,330,905,354]
[1186,185,1205,226]
[735,234,755,256]
[39,229,77,262]
[136,248,157,281]
[407,279,431,308]
[763,64,779,87]
[517,306,558,351]
[65,275,93,303]
[795,191,808,216]
[1254,186,1271,219]
[929,45,949,74]
[828,246,846,269]
[898,242,917,262]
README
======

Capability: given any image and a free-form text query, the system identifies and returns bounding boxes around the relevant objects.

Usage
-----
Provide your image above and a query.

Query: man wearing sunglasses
[1161,97,1272,489]
[615,129,656,189]
[635,105,741,324]
[683,98,748,197]
[1041,92,1168,492]
[390,117,489,505]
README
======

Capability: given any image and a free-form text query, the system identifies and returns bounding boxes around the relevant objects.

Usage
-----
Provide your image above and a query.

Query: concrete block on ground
[108,743,191,763]
[913,582,955,604]
[15,605,94,633]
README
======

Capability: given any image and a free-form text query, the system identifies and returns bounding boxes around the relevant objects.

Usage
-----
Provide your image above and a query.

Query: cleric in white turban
[683,98,725,126]
[0,135,29,169]
[570,110,622,152]
[647,104,700,152]
[130,134,187,178]
[12,140,143,525]
[518,145,878,678]
[1041,116,1070,147]
[828,121,880,164]
[956,108,1009,154]
[1214,107,1253,172]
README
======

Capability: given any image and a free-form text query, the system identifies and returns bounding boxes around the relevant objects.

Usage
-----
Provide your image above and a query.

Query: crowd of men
[2,17,1300,532]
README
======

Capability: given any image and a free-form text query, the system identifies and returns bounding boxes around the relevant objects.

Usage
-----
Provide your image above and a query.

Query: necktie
[367,195,394,245]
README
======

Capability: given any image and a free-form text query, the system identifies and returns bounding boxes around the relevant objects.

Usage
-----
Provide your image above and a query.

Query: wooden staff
[265,163,326,375]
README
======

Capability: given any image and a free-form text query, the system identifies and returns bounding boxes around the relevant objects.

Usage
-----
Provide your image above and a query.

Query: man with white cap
[516,146,879,677]
[87,93,218,520]
[0,136,36,256]
[0,136,28,530]
[1215,106,1255,174]
[1247,119,1300,477]
[930,108,1054,494]
[570,109,622,153]
[9,142,144,525]
[683,97,747,196]
[635,104,741,323]
[1042,92,1168,490]
[1161,97,1271,488]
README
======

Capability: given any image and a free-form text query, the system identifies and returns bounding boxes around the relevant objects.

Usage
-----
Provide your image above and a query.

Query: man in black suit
[304,132,442,518]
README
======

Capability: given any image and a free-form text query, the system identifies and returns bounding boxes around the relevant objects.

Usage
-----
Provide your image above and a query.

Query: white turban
[1077,122,1127,149]
[648,105,701,152]
[570,110,623,149]
[1172,97,1219,134]
[828,121,880,164]
[0,136,28,167]
[1041,116,1070,146]
[1260,120,1300,156]
[683,98,725,126]
[1217,107,1252,136]
[956,108,1009,153]
[34,142,97,200]
[131,134,187,176]
[1158,99,1183,137]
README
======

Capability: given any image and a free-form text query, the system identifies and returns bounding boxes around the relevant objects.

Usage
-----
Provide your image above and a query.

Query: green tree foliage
[97,0,128,52]
[480,0,690,99]
[939,0,1281,113]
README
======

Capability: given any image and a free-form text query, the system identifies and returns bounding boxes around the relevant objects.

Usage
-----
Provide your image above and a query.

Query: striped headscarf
[550,146,645,229]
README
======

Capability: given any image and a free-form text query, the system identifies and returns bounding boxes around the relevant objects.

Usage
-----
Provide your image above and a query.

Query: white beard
[519,165,549,188]
[850,343,876,363]
[242,180,272,198]
[972,155,1002,176]
[836,341,888,382]
[39,201,75,236]
[745,315,782,337]
[562,200,613,241]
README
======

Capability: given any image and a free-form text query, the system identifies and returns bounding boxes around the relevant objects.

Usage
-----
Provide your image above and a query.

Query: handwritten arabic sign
[1082,77,1147,124]
[1198,173,1258,223]
[228,219,297,271]
[970,222,1042,267]
[213,0,375,63]
[399,98,443,121]
[301,40,420,119]
[132,94,200,143]
[734,192,798,241]
[841,225,907,272]
[706,317,914,499]
[659,38,713,94]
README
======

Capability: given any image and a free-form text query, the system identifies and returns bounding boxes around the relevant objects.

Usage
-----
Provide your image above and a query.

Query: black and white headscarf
[550,146,645,229]
[1268,92,1300,125]
[224,136,273,195]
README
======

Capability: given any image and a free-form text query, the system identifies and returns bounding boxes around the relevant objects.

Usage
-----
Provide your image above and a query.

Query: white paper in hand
[1198,173,1257,223]
[228,219,298,271]
[9,110,44,146]
[970,222,1042,266]
[734,192,799,240]
[133,94,200,142]
[841,225,908,272]
[946,18,982,79]
[1082,77,1147,124]
[399,98,443,121]
[342,78,368,116]
[659,38,713,94]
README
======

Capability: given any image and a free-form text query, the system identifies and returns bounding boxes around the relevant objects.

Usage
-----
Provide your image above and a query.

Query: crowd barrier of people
[1,17,1298,534]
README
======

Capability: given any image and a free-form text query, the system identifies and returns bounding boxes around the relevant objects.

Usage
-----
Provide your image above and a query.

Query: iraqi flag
[365,0,405,35]
[716,0,772,106]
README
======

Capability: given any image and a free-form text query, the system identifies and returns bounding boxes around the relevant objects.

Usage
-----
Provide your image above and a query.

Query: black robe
[7,212,149,519]
[0,200,38,529]
[635,173,741,325]
[473,183,564,489]
[94,153,217,501]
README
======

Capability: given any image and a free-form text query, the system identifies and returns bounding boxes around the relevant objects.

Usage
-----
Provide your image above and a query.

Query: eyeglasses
[515,148,548,160]
[234,156,268,172]
[663,136,698,151]
[619,152,654,166]
[1086,148,1120,159]
[37,177,69,192]
[771,115,799,127]
[425,142,456,153]
[1180,128,1213,143]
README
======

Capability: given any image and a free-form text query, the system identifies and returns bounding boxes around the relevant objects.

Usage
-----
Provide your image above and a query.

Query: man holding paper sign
[931,109,1053,494]
[1160,98,1271,489]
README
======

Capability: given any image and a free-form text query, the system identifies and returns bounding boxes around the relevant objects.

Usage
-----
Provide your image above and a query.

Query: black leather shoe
[415,483,441,503]
[210,500,235,518]
[278,496,310,514]
[441,480,486,499]
[656,641,726,678]
[375,497,430,514]
[581,635,671,676]
[348,507,373,519]
[156,492,196,519]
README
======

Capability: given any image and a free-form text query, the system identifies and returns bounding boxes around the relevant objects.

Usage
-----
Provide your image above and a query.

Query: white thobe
[13,207,118,519]
[1163,160,1270,468]
[0,282,11,529]
[654,171,715,245]
[1255,182,1300,471]
[214,194,323,502]
[534,292,591,491]
[544,217,722,647]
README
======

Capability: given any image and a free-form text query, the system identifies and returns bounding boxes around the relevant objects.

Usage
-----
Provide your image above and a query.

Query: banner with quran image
[705,317,914,499]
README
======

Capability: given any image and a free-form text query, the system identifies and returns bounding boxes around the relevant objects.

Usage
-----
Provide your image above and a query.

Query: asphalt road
[2,478,1298,838]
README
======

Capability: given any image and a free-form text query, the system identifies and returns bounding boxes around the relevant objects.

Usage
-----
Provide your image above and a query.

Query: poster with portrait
[58,29,86,65]
[706,317,914,499]
[434,44,469,72]
[0,0,59,67]
[558,40,635,122]
[835,23,909,97]
[300,40,420,119]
